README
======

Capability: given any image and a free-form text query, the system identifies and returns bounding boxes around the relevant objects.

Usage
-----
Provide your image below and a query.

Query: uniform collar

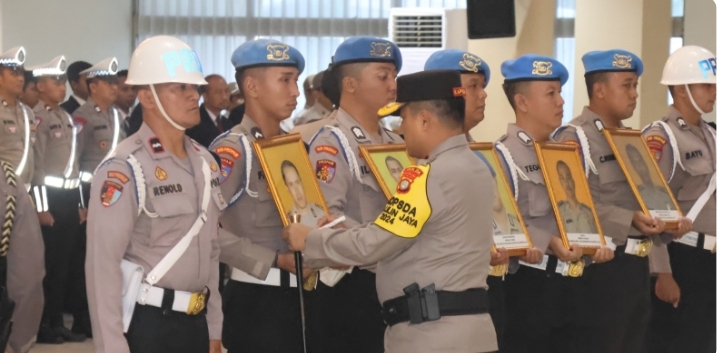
[579,106,627,132]
[136,122,199,161]
[427,134,468,162]
[506,124,536,146]
[336,107,393,144]
[237,115,279,140]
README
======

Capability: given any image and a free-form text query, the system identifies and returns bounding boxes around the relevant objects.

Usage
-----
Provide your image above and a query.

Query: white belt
[136,284,200,313]
[231,267,297,287]
[674,231,716,251]
[519,255,564,274]
[44,176,80,189]
[79,171,93,183]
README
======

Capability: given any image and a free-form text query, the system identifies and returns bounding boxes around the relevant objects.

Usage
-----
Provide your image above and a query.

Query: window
[554,0,575,123]
[668,0,684,104]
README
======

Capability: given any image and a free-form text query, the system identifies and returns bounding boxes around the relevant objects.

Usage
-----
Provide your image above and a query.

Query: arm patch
[373,165,432,238]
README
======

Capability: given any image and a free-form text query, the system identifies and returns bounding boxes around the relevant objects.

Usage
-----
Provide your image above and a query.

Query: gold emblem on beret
[370,42,392,58]
[459,53,482,72]
[532,61,553,76]
[612,54,633,69]
[267,44,290,61]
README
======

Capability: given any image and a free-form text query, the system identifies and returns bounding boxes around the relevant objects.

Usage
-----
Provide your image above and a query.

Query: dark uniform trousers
[126,304,209,353]
[644,241,716,353]
[502,258,577,353]
[575,247,650,353]
[311,268,386,353]
[486,275,506,351]
[65,182,91,331]
[40,187,80,328]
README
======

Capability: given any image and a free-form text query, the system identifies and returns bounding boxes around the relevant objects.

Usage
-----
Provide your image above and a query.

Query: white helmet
[126,35,207,130]
[662,45,717,115]
[661,45,716,85]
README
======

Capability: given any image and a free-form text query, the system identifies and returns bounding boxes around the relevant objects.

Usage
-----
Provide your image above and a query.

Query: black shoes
[36,325,63,344]
[54,325,87,342]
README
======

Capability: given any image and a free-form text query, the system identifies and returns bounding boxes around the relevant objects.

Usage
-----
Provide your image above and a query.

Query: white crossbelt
[231,267,297,288]
[136,284,197,313]
[685,172,716,222]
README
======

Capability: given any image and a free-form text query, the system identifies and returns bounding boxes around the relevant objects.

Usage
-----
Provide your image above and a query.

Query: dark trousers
[310,268,386,353]
[502,263,578,353]
[222,279,310,353]
[40,187,80,328]
[487,275,506,352]
[644,242,716,353]
[126,305,209,353]
[65,182,91,331]
[575,252,650,353]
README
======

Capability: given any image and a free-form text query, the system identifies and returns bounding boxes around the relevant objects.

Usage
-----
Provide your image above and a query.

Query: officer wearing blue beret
[306,36,403,353]
[553,49,690,353]
[494,54,615,353]
[208,39,312,353]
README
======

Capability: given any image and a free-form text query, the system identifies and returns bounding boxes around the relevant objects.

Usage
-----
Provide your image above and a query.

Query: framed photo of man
[359,144,415,199]
[253,134,329,228]
[603,128,682,228]
[469,143,533,257]
[534,142,606,254]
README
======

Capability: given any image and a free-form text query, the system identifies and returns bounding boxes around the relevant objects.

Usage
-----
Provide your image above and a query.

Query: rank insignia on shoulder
[100,180,123,207]
[149,137,164,153]
[594,119,604,132]
[517,131,532,144]
[316,159,336,183]
[351,126,366,140]
[155,166,168,181]
[251,127,264,139]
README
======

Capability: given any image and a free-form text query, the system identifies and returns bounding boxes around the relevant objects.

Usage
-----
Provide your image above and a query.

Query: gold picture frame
[535,142,606,254]
[470,143,533,257]
[603,128,682,229]
[253,133,330,227]
[359,144,416,199]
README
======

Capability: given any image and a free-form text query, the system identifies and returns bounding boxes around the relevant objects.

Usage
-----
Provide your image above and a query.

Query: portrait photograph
[253,134,329,228]
[603,129,681,226]
[359,144,415,199]
[535,142,606,253]
[470,143,533,257]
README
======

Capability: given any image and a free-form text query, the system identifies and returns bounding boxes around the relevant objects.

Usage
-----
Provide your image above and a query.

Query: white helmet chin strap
[150,84,186,131]
[685,83,711,116]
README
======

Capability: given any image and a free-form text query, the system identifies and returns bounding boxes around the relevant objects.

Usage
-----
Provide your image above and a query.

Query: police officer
[27,55,87,343]
[496,54,614,353]
[285,69,498,353]
[307,36,403,353]
[60,61,92,114]
[0,160,45,353]
[643,45,716,353]
[290,67,339,143]
[553,49,690,353]
[86,35,277,353]
[0,47,37,188]
[209,39,312,353]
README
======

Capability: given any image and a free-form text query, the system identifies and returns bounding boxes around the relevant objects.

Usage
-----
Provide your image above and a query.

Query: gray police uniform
[86,123,275,353]
[210,116,307,353]
[558,200,598,233]
[288,203,325,228]
[0,95,37,186]
[0,161,45,353]
[643,107,716,353]
[304,134,497,353]
[290,109,337,144]
[74,97,125,184]
[307,107,401,352]
[554,106,655,353]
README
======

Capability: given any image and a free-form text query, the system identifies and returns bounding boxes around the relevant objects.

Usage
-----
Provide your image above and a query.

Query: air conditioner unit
[389,8,468,76]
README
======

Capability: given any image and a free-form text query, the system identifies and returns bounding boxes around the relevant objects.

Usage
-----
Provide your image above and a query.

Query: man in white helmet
[642,45,716,353]
[85,35,277,353]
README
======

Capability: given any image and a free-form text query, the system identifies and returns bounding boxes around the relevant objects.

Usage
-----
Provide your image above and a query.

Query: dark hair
[585,72,610,99]
[280,160,300,184]
[409,98,465,128]
[335,62,369,102]
[66,61,92,83]
[23,71,36,90]
[117,69,129,78]
[321,65,340,108]
[502,81,529,111]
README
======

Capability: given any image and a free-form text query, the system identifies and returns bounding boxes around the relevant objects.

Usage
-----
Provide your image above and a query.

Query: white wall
[684,0,717,122]
[1,0,133,97]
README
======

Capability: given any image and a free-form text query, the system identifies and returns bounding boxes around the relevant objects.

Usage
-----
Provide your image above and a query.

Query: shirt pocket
[148,193,195,246]
[253,178,283,228]
[92,125,111,146]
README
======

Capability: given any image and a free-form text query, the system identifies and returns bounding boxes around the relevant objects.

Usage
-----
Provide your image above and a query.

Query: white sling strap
[15,104,30,178]
[63,111,78,178]
[686,172,716,222]
[567,124,598,177]
[494,141,529,200]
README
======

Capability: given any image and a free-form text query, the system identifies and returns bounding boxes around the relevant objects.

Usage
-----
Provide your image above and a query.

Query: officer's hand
[591,246,614,264]
[556,243,584,263]
[655,273,681,308]
[78,208,88,224]
[209,339,222,353]
[666,217,693,239]
[276,252,311,278]
[37,211,54,227]
[283,223,312,252]
[519,247,543,264]
[490,248,510,266]
[317,214,347,229]
[632,211,666,235]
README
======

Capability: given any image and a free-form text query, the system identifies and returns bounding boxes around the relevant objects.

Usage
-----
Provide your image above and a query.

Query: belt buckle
[303,271,318,291]
[567,260,583,277]
[186,292,206,315]
[489,264,508,277]
[635,239,652,257]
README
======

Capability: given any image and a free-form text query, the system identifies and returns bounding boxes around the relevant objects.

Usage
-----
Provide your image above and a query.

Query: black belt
[381,283,489,326]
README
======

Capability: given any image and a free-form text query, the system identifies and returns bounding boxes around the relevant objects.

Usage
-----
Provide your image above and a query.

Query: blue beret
[582,49,643,76]
[501,54,568,85]
[231,39,305,74]
[332,36,402,71]
[424,49,491,87]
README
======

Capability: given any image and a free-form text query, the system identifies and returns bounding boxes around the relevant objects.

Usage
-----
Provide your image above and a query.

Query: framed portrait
[253,134,330,228]
[469,143,533,257]
[359,144,416,199]
[603,129,682,228]
[535,142,606,254]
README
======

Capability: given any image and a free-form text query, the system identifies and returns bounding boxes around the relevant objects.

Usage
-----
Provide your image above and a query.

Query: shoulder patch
[646,135,667,161]
[374,165,432,239]
[316,159,336,183]
[351,126,366,140]
[100,181,123,207]
[216,146,240,159]
[149,138,164,153]
[315,145,339,156]
[73,117,86,133]
[220,157,234,184]
[107,171,129,184]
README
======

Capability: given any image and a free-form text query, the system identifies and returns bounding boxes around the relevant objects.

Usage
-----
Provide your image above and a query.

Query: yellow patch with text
[373,165,432,238]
